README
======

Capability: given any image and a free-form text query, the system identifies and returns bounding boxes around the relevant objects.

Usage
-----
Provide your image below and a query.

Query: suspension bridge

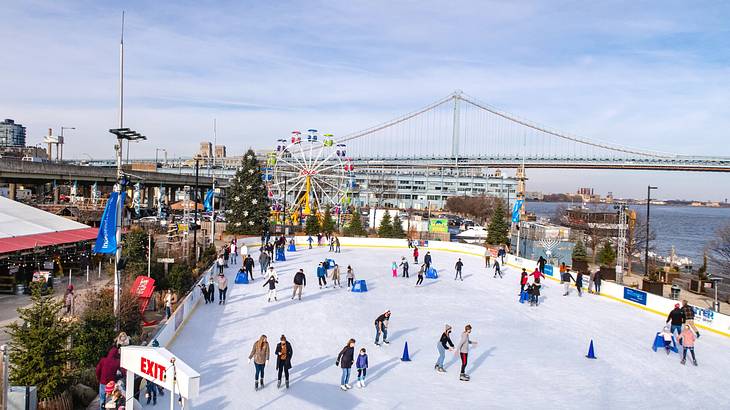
[342,91,730,172]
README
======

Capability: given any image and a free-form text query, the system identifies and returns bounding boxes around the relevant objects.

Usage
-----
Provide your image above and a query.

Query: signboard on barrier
[623,287,648,306]
[544,264,554,276]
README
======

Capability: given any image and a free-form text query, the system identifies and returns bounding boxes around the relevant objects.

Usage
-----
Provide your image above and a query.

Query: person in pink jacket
[678,324,697,366]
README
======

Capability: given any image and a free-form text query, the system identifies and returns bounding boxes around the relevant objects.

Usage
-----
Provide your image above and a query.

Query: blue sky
[1,1,729,200]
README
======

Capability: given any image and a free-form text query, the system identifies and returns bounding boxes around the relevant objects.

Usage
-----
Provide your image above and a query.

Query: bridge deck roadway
[0,159,217,187]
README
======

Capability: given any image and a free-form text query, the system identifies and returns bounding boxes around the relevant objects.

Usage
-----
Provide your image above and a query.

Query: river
[527,202,730,266]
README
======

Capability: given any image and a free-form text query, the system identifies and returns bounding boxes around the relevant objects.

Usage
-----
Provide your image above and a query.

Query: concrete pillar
[146,187,154,209]
[53,184,59,204]
[8,183,17,201]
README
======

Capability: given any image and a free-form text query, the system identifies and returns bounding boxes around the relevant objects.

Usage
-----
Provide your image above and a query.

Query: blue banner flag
[511,199,524,223]
[94,191,125,254]
[203,189,214,212]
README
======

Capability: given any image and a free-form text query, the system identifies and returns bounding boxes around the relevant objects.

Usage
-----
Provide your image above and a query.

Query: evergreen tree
[572,238,588,261]
[391,214,406,238]
[597,240,617,267]
[305,215,321,235]
[321,207,336,235]
[225,149,270,235]
[378,211,394,238]
[344,210,366,237]
[7,284,75,400]
[486,200,509,245]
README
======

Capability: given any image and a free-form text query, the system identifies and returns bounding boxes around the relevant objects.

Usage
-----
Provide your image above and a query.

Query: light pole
[59,126,75,161]
[155,148,167,167]
[645,186,658,278]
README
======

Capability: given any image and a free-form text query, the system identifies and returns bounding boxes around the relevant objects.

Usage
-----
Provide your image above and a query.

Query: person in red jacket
[520,269,529,295]
[95,347,121,409]
[530,268,545,284]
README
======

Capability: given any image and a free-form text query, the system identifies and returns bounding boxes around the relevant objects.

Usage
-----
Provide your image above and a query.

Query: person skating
[249,335,270,390]
[519,269,528,295]
[457,324,477,381]
[307,236,313,249]
[498,247,506,264]
[660,326,674,355]
[593,269,603,294]
[346,265,355,288]
[681,300,701,338]
[530,267,545,284]
[207,274,215,303]
[218,272,228,304]
[575,270,584,297]
[244,254,255,281]
[329,236,335,252]
[400,257,409,278]
[317,232,323,246]
[416,264,425,286]
[666,303,685,336]
[435,325,454,373]
[528,282,541,306]
[374,310,391,346]
[537,256,547,273]
[356,348,369,388]
[335,236,341,253]
[292,269,306,300]
[317,262,328,289]
[223,246,230,268]
[230,241,238,265]
[391,261,398,278]
[263,272,279,302]
[413,247,419,264]
[199,282,209,304]
[424,251,432,270]
[217,255,225,274]
[454,258,464,281]
[561,268,575,296]
[258,251,271,277]
[678,324,698,366]
[331,264,342,288]
[588,269,596,294]
[275,335,293,388]
[493,259,503,278]
[484,248,491,268]
[336,339,356,390]
[407,238,413,248]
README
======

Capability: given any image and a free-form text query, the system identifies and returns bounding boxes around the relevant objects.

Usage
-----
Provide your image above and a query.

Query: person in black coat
[594,270,602,295]
[244,255,255,280]
[424,252,432,269]
[666,304,686,335]
[575,271,584,297]
[336,339,356,390]
[537,256,547,273]
[275,335,293,389]
[435,325,454,372]
[292,269,306,300]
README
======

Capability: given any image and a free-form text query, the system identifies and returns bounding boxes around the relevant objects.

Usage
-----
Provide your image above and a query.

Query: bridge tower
[515,164,527,217]
[451,90,462,160]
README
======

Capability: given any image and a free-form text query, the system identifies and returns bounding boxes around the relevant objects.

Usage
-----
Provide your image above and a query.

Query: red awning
[0,227,99,254]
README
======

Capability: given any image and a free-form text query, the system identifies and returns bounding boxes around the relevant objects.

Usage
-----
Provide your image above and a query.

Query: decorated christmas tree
[225,149,271,235]
[7,284,75,400]
[486,200,510,245]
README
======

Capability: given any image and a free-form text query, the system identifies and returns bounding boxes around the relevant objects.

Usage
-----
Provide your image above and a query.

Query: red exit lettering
[140,357,167,382]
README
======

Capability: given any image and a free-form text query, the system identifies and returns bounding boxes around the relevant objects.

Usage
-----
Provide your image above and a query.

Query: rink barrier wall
[172,236,730,340]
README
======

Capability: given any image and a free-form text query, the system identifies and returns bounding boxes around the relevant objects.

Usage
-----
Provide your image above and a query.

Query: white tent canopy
[0,196,89,239]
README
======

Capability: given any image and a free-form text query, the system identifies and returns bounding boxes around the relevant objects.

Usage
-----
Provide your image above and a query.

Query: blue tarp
[351,280,368,292]
[235,271,249,284]
[425,267,438,279]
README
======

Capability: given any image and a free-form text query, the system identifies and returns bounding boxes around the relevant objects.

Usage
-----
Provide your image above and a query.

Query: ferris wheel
[265,129,355,223]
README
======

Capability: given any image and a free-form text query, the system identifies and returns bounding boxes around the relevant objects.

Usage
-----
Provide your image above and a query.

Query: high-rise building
[214,145,226,158]
[0,119,26,147]
[198,141,212,158]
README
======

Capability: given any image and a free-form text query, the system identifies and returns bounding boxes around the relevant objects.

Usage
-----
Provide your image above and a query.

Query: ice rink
[170,244,730,409]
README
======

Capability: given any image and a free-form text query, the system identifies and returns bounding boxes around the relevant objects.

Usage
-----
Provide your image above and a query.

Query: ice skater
[391,261,398,278]
[248,335,270,390]
[400,257,409,278]
[217,255,225,274]
[530,267,545,284]
[561,268,575,296]
[259,250,271,276]
[660,326,674,355]
[355,348,369,388]
[230,242,238,265]
[199,283,210,304]
[498,247,506,264]
[435,325,454,373]
[275,335,293,388]
[207,274,215,304]
[667,304,685,336]
[681,300,701,338]
[416,264,425,286]
[413,246,419,264]
[346,265,355,288]
[678,324,698,366]
[484,248,491,268]
[317,262,328,289]
[336,339,356,390]
[217,272,228,304]
[575,270,584,297]
[457,324,477,381]
[374,311,391,346]
[307,235,313,249]
[454,258,464,281]
[292,269,306,300]
[493,259,503,278]
[537,255,546,273]
[263,271,279,302]
[424,251,432,270]
[331,264,342,288]
[594,269,602,295]
[528,282,541,306]
[329,236,335,252]
[244,254,255,280]
[520,269,528,295]
[335,236,341,253]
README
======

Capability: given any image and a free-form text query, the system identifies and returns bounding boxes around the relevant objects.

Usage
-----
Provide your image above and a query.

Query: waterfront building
[0,119,26,147]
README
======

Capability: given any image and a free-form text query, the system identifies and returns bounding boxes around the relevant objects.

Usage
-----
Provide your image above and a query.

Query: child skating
[356,348,368,388]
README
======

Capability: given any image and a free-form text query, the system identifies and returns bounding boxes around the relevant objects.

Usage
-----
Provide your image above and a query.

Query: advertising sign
[623,287,648,306]
[428,218,448,233]
[511,199,523,223]
[94,192,125,254]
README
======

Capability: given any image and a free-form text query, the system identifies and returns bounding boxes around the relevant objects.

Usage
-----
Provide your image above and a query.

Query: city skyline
[1,1,729,200]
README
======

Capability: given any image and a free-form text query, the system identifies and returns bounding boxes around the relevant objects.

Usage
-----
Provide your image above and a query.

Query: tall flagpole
[114,11,125,326]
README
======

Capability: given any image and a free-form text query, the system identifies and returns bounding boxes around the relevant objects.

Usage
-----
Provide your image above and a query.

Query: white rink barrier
[153,264,211,347]
[165,236,730,340]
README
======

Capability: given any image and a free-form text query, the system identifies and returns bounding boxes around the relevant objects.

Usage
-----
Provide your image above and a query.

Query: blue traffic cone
[586,339,597,359]
[401,341,411,362]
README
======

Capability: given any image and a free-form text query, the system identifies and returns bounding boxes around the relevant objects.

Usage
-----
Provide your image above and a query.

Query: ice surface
[170,245,730,409]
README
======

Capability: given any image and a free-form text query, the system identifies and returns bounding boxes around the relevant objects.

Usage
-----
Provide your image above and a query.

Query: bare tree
[708,223,730,278]
[445,195,500,225]
[625,211,656,274]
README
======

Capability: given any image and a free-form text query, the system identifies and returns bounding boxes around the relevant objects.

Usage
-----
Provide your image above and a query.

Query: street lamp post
[645,186,658,278]
[155,148,167,167]
[59,126,75,161]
